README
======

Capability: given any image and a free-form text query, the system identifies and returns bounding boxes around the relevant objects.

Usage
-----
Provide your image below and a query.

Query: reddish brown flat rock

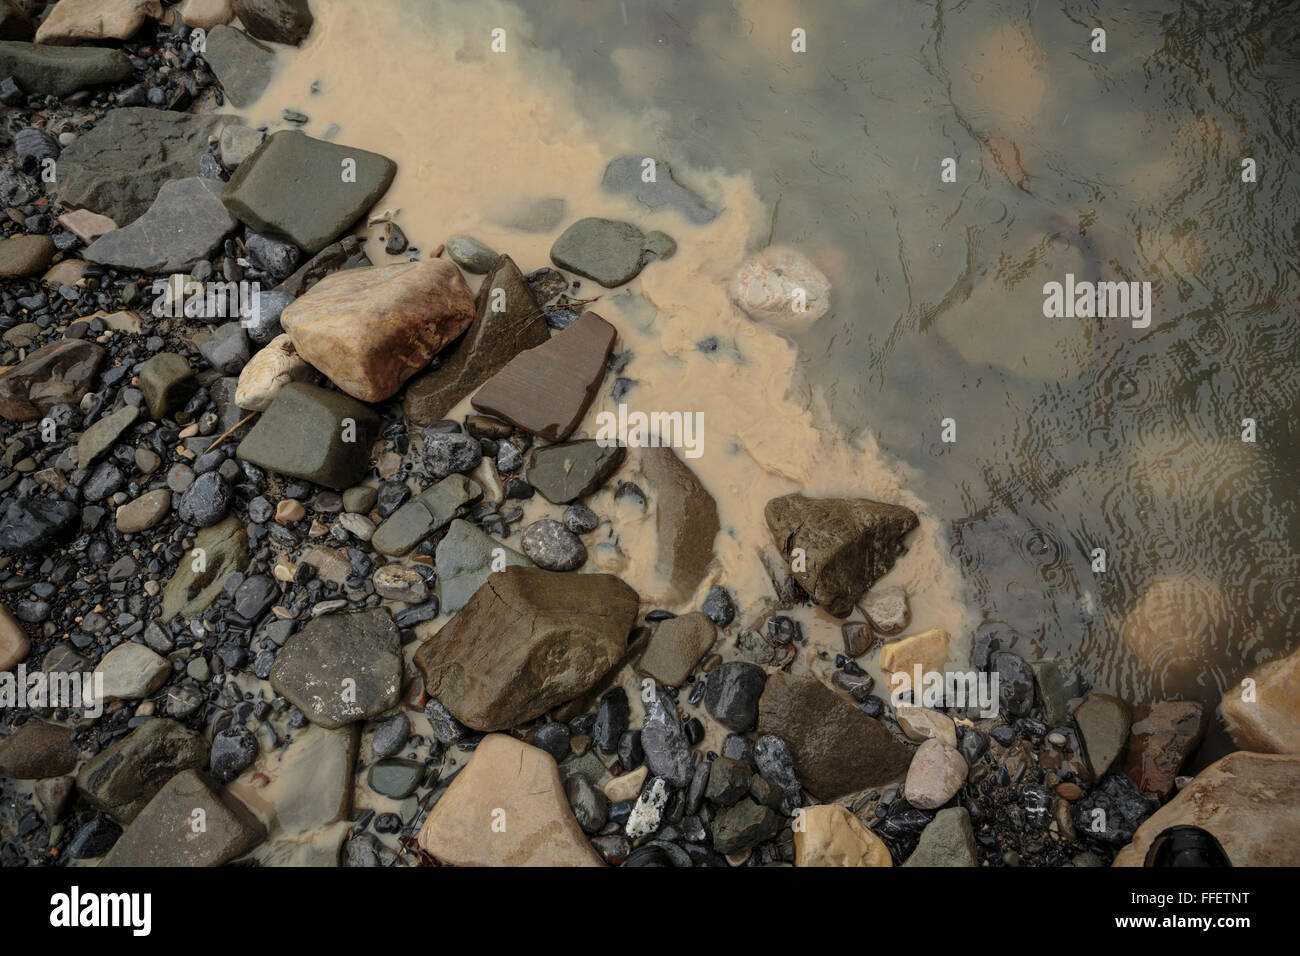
[470,310,616,440]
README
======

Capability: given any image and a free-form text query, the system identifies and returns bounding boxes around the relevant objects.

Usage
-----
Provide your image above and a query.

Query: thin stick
[204,412,258,454]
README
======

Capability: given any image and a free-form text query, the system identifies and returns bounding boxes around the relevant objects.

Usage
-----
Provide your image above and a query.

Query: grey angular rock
[434,518,530,614]
[202,25,275,107]
[236,382,381,489]
[270,608,402,729]
[85,176,238,274]
[371,475,481,557]
[221,130,396,254]
[550,217,670,288]
[640,688,692,788]
[903,806,978,866]
[525,439,625,504]
[76,719,209,823]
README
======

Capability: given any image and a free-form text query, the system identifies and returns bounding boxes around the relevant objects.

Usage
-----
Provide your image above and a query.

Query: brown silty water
[210,0,1298,850]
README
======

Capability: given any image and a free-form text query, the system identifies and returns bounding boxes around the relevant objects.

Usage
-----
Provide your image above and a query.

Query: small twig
[204,412,258,454]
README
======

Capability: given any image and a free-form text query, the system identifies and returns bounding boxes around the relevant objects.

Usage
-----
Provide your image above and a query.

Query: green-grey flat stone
[85,177,239,275]
[0,41,132,96]
[222,130,397,254]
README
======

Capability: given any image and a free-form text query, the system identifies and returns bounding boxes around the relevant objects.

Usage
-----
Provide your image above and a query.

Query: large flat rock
[0,339,104,421]
[417,733,602,866]
[757,672,912,800]
[414,565,638,731]
[0,41,133,95]
[102,769,265,866]
[202,24,275,107]
[85,177,239,275]
[57,108,241,226]
[222,130,396,254]
[269,608,402,729]
[471,310,616,441]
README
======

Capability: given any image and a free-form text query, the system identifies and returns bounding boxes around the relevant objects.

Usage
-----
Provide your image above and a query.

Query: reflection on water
[517,0,1300,756]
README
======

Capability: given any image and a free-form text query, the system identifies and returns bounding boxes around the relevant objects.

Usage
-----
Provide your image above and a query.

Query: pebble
[520,519,586,571]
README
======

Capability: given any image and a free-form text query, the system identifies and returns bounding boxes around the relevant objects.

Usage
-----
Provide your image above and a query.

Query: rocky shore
[1,0,1297,869]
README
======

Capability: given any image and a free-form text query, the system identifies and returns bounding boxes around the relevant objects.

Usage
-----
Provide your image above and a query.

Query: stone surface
[1221,645,1300,755]
[520,518,586,571]
[102,769,265,866]
[765,494,919,617]
[417,733,602,866]
[795,803,893,866]
[57,108,240,225]
[137,352,196,419]
[0,496,80,552]
[202,24,274,106]
[636,612,715,687]
[0,39,133,94]
[77,404,139,469]
[878,628,950,680]
[234,333,315,410]
[637,447,719,604]
[444,234,498,273]
[371,475,480,557]
[471,310,617,441]
[601,154,718,224]
[116,488,171,535]
[434,518,530,613]
[1114,752,1300,867]
[0,233,53,277]
[0,339,104,421]
[1075,692,1132,779]
[414,566,638,731]
[180,0,234,30]
[219,124,265,169]
[76,718,208,822]
[757,672,912,799]
[160,516,249,619]
[58,209,117,245]
[97,642,170,700]
[525,439,625,504]
[710,798,781,854]
[281,258,473,402]
[236,382,381,488]
[1123,700,1205,798]
[896,704,957,747]
[704,661,767,732]
[85,176,238,274]
[269,608,402,729]
[0,604,29,671]
[222,130,396,254]
[0,721,77,779]
[231,0,312,45]
[903,737,967,810]
[403,254,549,424]
[34,0,162,45]
[903,806,977,866]
[549,217,668,288]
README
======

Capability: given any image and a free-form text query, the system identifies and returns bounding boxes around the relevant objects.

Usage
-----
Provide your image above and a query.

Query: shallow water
[238,0,1300,763]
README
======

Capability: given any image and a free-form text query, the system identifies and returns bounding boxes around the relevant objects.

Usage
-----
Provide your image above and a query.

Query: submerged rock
[418,734,602,866]
[414,566,638,731]
[601,154,719,224]
[765,494,918,618]
[732,246,831,330]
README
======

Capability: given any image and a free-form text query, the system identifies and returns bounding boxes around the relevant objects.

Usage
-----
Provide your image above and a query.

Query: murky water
[239,0,1300,765]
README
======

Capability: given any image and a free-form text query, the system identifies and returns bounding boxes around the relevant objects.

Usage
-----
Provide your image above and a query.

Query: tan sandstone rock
[235,333,316,410]
[1221,645,1300,754]
[417,734,602,866]
[36,0,163,44]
